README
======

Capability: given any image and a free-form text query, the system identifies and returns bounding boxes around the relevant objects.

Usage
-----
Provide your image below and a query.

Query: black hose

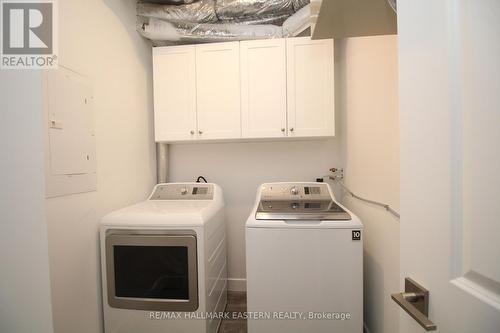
[196,176,208,183]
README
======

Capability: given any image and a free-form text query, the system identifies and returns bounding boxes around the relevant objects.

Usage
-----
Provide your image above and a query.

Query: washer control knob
[180,187,188,195]
[290,187,299,195]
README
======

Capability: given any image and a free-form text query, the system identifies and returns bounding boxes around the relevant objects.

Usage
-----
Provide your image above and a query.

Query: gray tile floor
[218,291,247,333]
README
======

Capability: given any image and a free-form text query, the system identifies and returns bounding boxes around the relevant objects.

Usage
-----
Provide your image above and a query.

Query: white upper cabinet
[240,39,287,138]
[195,42,241,140]
[152,37,335,142]
[153,45,197,142]
[286,37,335,137]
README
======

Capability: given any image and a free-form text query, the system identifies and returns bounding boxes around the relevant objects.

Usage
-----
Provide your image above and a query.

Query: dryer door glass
[105,232,198,311]
[114,245,189,299]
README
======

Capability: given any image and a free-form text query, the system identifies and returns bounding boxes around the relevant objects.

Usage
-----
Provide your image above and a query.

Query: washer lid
[246,217,363,229]
[255,200,351,221]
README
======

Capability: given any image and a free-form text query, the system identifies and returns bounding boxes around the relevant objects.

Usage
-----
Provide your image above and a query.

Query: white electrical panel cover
[44,67,96,198]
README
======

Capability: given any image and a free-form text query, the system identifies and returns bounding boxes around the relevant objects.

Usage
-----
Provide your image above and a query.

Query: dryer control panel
[149,183,214,200]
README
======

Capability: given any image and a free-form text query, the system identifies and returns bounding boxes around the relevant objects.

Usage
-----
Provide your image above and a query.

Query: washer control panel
[256,182,351,220]
[149,183,214,200]
[260,183,331,201]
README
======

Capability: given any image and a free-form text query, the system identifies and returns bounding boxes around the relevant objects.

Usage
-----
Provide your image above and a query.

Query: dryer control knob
[290,187,299,195]
[180,188,188,195]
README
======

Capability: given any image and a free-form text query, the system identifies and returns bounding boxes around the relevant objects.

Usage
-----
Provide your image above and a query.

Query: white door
[398,0,500,332]
[196,42,241,140]
[153,46,197,142]
[240,39,287,138]
[286,37,334,137]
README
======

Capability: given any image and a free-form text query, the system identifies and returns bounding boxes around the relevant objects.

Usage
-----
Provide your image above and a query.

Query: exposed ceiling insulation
[137,0,311,45]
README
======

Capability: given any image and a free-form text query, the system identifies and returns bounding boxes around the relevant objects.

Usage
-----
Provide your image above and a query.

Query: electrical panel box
[44,67,96,198]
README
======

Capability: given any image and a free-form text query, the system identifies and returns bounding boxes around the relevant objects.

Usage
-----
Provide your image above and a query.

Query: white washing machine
[100,183,227,333]
[246,182,363,333]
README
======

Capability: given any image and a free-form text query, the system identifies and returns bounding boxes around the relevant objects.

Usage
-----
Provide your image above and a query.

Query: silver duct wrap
[220,13,290,26]
[139,17,283,44]
[141,0,199,4]
[136,0,311,43]
[292,0,309,11]
[137,0,217,23]
[282,4,310,36]
[215,0,294,21]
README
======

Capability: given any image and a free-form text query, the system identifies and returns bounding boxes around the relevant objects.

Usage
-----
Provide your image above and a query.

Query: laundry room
[1,1,499,333]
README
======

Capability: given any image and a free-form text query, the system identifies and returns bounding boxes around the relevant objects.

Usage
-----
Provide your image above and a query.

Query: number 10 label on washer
[352,230,362,241]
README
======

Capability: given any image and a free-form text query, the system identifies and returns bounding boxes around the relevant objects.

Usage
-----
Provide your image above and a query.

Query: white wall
[169,139,343,288]
[0,72,54,333]
[336,36,399,333]
[45,1,156,333]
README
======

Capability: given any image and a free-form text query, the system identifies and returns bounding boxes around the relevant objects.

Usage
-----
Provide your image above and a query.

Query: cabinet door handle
[198,130,203,135]
[190,130,195,135]
[281,128,285,132]
[290,127,294,132]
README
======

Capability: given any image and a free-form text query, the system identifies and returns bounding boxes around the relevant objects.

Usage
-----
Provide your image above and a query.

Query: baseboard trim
[227,278,246,292]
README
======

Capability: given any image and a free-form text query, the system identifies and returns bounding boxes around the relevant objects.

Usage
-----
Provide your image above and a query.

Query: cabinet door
[195,42,241,140]
[240,39,287,138]
[153,46,197,142]
[286,37,335,137]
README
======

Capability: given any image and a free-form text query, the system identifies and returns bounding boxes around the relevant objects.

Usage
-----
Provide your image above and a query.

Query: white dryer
[100,183,227,333]
[246,182,363,333]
